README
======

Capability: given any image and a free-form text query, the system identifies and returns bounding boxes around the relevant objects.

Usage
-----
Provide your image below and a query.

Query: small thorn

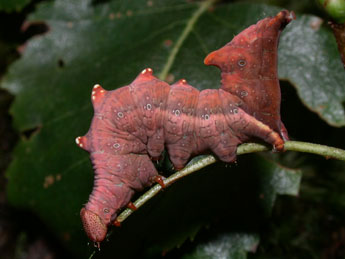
[127,202,137,211]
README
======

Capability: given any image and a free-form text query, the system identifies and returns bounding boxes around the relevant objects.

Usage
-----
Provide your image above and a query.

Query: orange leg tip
[153,175,166,188]
[113,220,121,227]
[273,142,285,152]
[127,202,137,211]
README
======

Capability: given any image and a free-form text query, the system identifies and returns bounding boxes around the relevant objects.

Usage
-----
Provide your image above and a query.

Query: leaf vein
[158,0,217,80]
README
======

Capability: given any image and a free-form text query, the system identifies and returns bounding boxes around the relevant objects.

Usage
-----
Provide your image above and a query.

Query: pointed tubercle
[75,135,89,151]
[132,68,157,85]
[203,50,217,67]
[171,78,189,88]
[277,10,296,25]
[91,84,107,108]
[141,67,153,75]
[178,79,187,85]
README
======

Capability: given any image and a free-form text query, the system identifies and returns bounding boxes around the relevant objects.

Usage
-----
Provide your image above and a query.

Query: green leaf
[0,0,314,257]
[254,156,302,215]
[0,0,32,12]
[278,15,345,127]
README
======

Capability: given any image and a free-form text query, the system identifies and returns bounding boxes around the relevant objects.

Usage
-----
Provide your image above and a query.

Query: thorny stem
[116,140,345,223]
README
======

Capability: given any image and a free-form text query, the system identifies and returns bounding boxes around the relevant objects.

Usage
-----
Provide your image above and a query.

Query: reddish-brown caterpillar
[76,10,295,244]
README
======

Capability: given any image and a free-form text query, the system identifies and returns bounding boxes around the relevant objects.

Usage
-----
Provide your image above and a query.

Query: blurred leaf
[139,157,301,258]
[278,15,345,127]
[254,158,345,258]
[0,0,32,12]
[254,156,302,215]
[318,0,345,23]
[182,233,260,259]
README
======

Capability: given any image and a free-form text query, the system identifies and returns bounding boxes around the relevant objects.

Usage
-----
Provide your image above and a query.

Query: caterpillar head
[80,208,107,243]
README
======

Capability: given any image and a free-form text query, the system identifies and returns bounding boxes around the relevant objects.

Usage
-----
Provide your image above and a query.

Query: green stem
[116,140,345,223]
[284,141,345,161]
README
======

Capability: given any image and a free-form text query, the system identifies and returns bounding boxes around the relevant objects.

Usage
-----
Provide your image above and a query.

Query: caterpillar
[76,10,295,243]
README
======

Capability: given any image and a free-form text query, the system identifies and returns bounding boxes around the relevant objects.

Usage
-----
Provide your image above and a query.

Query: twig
[116,140,345,223]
